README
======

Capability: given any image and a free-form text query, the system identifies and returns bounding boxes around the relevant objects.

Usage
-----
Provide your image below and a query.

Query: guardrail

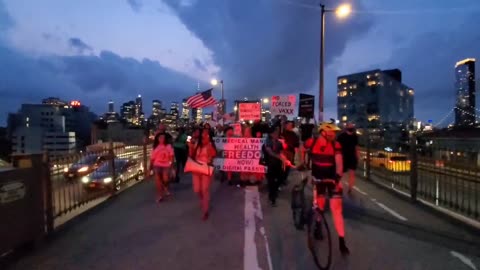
[46,142,152,231]
[359,134,480,222]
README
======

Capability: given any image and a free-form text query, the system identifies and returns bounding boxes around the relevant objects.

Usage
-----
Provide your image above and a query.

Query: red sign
[70,101,81,107]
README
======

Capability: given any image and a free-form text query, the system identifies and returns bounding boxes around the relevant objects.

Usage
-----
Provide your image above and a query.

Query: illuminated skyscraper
[454,58,476,127]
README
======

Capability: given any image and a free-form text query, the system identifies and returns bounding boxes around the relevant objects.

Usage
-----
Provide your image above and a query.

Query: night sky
[1,0,480,126]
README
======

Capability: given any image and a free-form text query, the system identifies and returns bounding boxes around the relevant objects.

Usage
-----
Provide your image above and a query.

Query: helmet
[318,122,341,132]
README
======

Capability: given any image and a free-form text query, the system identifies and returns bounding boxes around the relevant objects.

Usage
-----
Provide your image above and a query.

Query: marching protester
[337,122,360,194]
[221,126,234,185]
[279,120,300,188]
[240,125,254,186]
[263,127,291,207]
[150,133,174,203]
[189,128,217,220]
[173,127,188,183]
[300,117,315,168]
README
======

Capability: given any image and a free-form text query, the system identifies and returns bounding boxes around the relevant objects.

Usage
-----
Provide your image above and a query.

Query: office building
[181,99,190,121]
[191,108,203,123]
[152,100,162,116]
[134,94,143,125]
[108,100,115,113]
[120,101,135,124]
[8,99,96,156]
[454,58,476,127]
[337,69,414,145]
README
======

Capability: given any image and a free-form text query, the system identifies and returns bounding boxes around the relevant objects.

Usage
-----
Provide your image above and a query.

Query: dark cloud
[68,37,93,54]
[386,14,480,123]
[0,0,14,34]
[193,58,207,72]
[163,0,373,100]
[0,44,201,125]
[126,0,142,12]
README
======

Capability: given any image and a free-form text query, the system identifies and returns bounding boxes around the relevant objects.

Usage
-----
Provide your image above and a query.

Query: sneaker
[339,237,350,255]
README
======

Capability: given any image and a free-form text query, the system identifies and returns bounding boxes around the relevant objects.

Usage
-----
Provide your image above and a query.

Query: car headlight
[103,177,112,183]
[78,166,89,172]
[64,167,69,172]
[81,177,90,183]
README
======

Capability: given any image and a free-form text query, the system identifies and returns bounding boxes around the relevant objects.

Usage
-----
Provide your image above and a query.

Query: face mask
[347,128,355,133]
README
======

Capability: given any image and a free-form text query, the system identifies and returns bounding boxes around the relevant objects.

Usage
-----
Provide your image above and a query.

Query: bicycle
[289,165,333,270]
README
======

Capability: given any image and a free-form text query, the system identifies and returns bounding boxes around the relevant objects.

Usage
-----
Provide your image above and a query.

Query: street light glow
[336,4,351,18]
[210,79,218,86]
[263,98,269,104]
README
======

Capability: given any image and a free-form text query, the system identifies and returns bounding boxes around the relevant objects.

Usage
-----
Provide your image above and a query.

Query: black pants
[267,165,282,203]
[174,147,188,180]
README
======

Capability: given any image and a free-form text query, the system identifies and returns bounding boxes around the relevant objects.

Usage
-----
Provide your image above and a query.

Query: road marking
[353,186,368,196]
[244,187,272,270]
[450,251,478,270]
[374,201,408,221]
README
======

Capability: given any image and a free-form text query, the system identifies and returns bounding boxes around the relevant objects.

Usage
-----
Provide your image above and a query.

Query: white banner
[213,137,267,172]
[271,95,296,117]
[238,102,261,121]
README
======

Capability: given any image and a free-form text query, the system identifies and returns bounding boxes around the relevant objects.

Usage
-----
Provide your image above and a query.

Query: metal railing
[358,133,480,221]
[45,141,152,231]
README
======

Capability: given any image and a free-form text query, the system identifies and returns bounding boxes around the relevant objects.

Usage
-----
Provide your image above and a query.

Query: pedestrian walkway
[6,172,480,270]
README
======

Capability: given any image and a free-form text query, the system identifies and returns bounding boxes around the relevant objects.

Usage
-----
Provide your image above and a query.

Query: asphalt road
[7,171,480,270]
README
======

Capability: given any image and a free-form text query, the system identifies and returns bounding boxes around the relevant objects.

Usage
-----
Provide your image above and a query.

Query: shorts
[313,178,343,198]
[343,156,358,172]
[154,166,170,175]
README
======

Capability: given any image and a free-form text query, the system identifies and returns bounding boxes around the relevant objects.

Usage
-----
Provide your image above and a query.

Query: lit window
[342,79,348,84]
[375,72,380,77]
[366,75,371,79]
[341,115,347,122]
[399,91,404,97]
[341,104,347,109]
[26,117,29,122]
[367,81,377,86]
[368,115,380,121]
[408,89,414,95]
[338,91,348,97]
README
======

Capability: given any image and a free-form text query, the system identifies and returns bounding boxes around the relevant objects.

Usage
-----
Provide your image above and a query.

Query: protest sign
[271,95,296,118]
[238,102,261,121]
[298,93,315,119]
[213,137,267,173]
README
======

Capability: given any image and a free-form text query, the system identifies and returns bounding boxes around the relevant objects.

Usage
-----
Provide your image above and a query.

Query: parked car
[64,154,111,180]
[81,158,144,191]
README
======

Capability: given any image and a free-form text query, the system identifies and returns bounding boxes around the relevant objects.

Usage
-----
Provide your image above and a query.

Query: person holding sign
[189,128,217,221]
[263,127,292,207]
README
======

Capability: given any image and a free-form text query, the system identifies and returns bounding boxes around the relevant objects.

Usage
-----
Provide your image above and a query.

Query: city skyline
[1,0,480,125]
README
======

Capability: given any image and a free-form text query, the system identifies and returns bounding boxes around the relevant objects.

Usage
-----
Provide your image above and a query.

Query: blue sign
[428,119,433,123]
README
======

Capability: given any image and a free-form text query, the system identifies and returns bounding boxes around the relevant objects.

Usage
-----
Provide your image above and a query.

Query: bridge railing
[45,141,152,231]
[358,132,480,222]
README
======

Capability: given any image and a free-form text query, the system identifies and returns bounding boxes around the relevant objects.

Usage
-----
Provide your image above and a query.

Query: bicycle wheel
[307,208,332,270]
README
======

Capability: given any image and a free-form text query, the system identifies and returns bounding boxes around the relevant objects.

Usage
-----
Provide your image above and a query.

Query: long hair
[153,132,167,149]
[193,128,216,159]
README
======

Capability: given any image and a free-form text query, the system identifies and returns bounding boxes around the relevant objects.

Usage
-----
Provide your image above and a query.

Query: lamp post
[319,3,351,122]
[211,79,225,124]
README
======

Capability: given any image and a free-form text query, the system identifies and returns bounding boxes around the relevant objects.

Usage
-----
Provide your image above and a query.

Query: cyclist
[303,121,350,255]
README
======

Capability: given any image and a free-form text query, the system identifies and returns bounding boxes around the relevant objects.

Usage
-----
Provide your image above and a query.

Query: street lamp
[210,78,224,101]
[263,98,269,104]
[211,78,226,123]
[319,3,351,122]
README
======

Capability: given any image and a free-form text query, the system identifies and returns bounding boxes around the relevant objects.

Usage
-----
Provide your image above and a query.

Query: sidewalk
[7,177,250,270]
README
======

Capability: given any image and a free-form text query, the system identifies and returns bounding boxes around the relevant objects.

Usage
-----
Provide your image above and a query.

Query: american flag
[186,89,217,108]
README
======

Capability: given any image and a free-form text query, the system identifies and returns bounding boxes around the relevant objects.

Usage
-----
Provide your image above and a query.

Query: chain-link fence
[358,132,480,221]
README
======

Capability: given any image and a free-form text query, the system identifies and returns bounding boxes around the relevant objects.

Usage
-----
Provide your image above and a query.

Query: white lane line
[450,251,478,270]
[353,186,368,196]
[374,201,408,221]
[244,186,272,270]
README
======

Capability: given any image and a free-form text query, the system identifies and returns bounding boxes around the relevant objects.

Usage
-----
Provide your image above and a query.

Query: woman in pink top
[189,128,217,220]
[150,133,174,202]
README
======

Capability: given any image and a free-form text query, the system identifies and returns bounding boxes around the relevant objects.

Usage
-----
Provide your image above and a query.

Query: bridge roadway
[6,171,480,270]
